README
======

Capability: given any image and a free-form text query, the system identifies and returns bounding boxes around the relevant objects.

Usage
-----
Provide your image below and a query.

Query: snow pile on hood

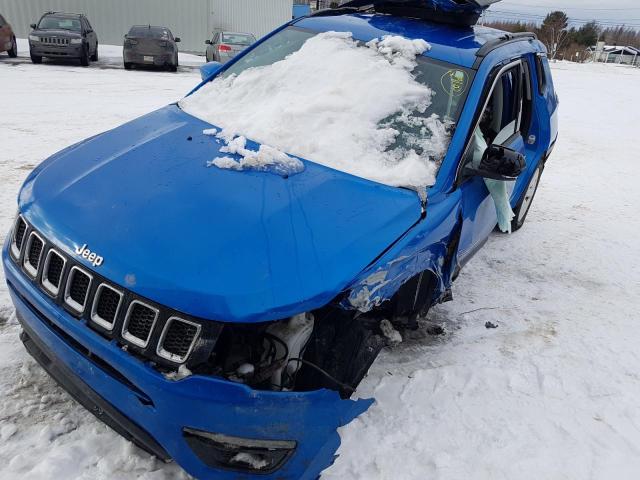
[207,134,304,176]
[180,32,448,188]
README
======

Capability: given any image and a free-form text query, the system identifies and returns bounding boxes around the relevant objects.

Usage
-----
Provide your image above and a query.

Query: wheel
[511,163,543,232]
[30,54,42,64]
[80,46,89,66]
[124,62,132,70]
[90,43,98,61]
[168,64,178,72]
[8,37,18,58]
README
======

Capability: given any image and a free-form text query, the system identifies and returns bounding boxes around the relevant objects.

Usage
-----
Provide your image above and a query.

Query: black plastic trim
[473,32,537,69]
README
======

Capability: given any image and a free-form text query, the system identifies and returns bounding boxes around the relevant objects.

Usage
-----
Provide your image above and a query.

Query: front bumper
[3,243,371,479]
[30,43,83,58]
[123,50,176,66]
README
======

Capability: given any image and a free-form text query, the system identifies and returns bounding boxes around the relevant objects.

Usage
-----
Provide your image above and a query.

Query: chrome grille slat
[64,266,92,313]
[157,317,201,364]
[23,232,45,278]
[10,215,27,260]
[41,249,66,296]
[122,301,159,348]
[91,284,123,331]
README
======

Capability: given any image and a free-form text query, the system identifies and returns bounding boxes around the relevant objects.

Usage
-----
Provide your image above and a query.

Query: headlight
[28,35,40,42]
[70,38,83,45]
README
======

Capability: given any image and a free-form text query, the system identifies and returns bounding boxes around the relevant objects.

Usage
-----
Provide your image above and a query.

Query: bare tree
[539,11,569,60]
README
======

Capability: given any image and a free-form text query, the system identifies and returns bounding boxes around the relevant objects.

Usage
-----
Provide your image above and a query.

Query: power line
[498,3,640,11]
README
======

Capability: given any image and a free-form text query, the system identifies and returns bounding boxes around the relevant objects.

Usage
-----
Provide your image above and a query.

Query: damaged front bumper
[3,247,372,479]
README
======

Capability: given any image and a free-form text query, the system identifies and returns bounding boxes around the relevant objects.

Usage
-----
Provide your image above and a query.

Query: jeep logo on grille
[75,244,104,267]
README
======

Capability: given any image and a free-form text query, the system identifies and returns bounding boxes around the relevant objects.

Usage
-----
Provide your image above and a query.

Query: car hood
[33,29,81,38]
[19,105,422,323]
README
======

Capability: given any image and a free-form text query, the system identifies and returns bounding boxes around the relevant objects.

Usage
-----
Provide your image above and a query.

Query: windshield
[222,33,255,46]
[39,16,81,32]
[223,28,472,128]
[183,27,475,188]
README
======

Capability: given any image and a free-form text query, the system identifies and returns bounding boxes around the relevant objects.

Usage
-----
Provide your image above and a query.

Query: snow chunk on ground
[180,32,446,188]
[208,135,304,176]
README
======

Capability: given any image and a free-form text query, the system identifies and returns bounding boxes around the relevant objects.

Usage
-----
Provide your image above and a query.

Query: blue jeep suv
[3,1,558,478]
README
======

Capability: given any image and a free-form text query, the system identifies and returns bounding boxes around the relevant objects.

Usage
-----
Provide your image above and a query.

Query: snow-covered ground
[1,41,640,480]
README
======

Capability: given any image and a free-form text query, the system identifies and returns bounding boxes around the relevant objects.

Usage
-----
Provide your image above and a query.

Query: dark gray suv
[29,12,98,66]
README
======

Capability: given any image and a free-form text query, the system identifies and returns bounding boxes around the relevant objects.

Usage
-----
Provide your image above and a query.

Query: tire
[80,46,89,66]
[8,37,18,58]
[511,163,543,232]
[30,54,42,64]
[90,43,98,61]
[169,55,178,72]
[124,62,132,70]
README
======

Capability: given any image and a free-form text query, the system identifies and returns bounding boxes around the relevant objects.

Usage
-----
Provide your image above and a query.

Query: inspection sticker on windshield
[441,69,468,97]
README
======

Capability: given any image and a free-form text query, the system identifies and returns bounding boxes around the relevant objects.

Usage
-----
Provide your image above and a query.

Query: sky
[484,0,640,28]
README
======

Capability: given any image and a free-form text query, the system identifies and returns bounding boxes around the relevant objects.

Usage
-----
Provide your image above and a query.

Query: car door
[83,17,97,53]
[0,14,9,52]
[209,32,220,61]
[456,59,529,264]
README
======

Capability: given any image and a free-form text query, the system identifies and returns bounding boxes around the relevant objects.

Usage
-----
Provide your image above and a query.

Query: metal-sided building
[0,0,294,53]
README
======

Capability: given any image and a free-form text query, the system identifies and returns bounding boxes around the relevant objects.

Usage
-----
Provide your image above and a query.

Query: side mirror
[30,23,37,29]
[205,39,212,45]
[467,145,526,181]
[200,61,223,81]
[174,37,181,43]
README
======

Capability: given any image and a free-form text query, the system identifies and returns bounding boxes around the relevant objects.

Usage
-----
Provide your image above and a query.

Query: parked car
[205,30,256,62]
[0,13,17,57]
[4,1,557,479]
[28,11,98,66]
[124,25,180,72]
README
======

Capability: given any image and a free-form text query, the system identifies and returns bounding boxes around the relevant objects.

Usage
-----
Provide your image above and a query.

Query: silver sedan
[205,31,256,63]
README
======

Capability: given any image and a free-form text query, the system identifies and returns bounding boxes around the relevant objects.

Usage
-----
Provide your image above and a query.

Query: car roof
[131,25,171,30]
[43,12,83,18]
[220,31,254,36]
[293,13,510,69]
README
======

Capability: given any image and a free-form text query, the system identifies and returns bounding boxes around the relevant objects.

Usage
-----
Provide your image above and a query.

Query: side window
[481,65,522,146]
[534,54,546,95]
[461,61,530,172]
[213,33,219,43]
[0,15,6,26]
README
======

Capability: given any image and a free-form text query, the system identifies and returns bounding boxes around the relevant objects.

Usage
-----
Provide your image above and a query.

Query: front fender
[342,190,462,312]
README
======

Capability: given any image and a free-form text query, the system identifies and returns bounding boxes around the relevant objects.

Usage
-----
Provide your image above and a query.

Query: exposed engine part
[236,363,255,378]
[264,313,314,390]
[379,319,402,344]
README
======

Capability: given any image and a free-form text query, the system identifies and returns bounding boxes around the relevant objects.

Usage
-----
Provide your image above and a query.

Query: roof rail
[473,32,537,68]
[310,5,373,17]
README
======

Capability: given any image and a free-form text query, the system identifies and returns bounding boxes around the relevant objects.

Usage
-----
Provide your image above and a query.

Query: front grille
[23,232,44,278]
[64,266,92,313]
[9,217,222,367]
[10,215,27,259]
[42,249,66,296]
[123,301,158,348]
[42,37,70,45]
[91,284,122,330]
[158,318,201,363]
